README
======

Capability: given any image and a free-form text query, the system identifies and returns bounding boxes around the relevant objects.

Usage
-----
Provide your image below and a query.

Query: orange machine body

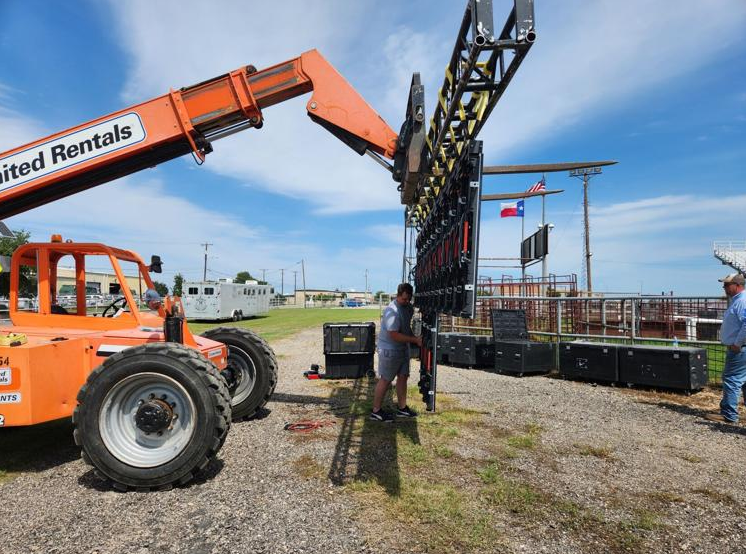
[0,239,227,427]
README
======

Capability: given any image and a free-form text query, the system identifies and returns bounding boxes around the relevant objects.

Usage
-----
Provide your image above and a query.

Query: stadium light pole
[569,167,603,295]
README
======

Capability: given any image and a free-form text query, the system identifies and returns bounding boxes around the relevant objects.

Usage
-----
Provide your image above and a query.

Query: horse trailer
[182,280,273,321]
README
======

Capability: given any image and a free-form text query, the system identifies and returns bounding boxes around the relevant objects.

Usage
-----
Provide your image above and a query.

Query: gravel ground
[1,327,745,553]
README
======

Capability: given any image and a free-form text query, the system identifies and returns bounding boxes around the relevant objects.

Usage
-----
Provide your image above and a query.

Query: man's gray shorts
[377,348,410,381]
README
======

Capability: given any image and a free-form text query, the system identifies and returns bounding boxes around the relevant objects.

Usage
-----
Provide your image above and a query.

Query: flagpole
[521,196,525,296]
[541,173,547,296]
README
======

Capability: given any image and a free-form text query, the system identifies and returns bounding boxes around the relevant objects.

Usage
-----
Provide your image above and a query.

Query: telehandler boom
[0,50,397,490]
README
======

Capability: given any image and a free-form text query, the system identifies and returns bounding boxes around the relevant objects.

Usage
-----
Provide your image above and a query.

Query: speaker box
[491,309,529,340]
[559,341,619,382]
[618,345,708,391]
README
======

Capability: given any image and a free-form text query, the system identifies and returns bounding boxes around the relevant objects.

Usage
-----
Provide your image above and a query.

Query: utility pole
[292,270,298,305]
[365,269,369,303]
[301,259,306,309]
[570,167,604,296]
[280,268,284,297]
[260,268,268,283]
[201,242,213,281]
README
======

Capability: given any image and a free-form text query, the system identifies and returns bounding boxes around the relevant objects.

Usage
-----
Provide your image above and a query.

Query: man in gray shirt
[371,283,422,421]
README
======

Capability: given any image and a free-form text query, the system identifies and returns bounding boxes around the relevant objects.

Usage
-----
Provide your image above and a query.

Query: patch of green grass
[399,442,430,465]
[693,488,736,504]
[292,454,326,479]
[392,478,504,552]
[648,491,686,504]
[434,445,454,459]
[188,307,382,342]
[573,443,615,459]
[507,434,537,450]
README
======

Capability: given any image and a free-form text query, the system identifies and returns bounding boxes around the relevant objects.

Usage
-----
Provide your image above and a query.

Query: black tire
[201,327,278,420]
[72,342,231,491]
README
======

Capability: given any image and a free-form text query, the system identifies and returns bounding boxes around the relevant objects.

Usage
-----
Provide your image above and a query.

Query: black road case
[494,340,555,376]
[618,344,708,391]
[491,309,553,376]
[323,322,375,379]
[559,341,619,382]
[437,332,456,364]
[450,334,495,367]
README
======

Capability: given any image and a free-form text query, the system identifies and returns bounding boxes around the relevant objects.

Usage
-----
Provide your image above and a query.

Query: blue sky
[0,0,744,296]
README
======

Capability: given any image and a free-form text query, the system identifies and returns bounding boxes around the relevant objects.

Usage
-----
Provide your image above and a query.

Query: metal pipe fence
[440,295,729,383]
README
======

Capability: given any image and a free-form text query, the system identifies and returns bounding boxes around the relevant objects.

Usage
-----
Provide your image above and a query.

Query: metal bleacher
[714,241,746,275]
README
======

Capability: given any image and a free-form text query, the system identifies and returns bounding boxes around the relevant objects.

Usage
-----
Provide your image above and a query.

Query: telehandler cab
[0,49,399,490]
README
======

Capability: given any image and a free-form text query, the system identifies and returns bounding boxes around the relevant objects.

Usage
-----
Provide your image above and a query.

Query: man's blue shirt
[721,291,746,347]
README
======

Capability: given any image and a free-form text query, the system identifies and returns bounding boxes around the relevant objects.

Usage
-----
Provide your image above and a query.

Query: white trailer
[182,280,274,321]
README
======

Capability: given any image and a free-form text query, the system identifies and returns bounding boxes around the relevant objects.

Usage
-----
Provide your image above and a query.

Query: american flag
[526,177,546,193]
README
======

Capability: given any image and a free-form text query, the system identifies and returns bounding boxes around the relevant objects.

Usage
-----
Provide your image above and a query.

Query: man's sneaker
[396,405,418,418]
[369,409,395,422]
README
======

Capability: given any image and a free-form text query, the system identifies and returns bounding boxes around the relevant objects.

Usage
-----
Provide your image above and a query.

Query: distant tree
[374,290,386,301]
[0,229,31,297]
[235,271,256,284]
[172,273,184,297]
[152,281,169,297]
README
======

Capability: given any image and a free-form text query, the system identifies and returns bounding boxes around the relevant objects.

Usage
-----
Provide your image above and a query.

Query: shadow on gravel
[77,458,226,492]
[652,401,746,436]
[271,392,332,407]
[327,376,420,497]
[0,418,79,476]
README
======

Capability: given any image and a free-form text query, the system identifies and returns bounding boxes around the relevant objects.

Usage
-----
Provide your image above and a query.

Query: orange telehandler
[0,49,398,490]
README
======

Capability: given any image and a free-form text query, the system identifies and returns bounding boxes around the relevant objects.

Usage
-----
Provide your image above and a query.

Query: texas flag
[500,200,524,218]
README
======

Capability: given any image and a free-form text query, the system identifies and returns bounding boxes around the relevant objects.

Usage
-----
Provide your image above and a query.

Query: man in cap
[144,288,162,311]
[705,273,746,424]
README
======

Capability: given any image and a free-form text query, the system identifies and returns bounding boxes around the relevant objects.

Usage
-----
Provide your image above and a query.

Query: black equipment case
[559,341,620,382]
[494,340,555,376]
[491,309,554,376]
[437,332,456,364]
[450,333,495,367]
[323,322,376,379]
[618,344,708,391]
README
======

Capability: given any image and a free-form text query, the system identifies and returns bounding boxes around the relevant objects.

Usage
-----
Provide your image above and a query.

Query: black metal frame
[396,0,536,412]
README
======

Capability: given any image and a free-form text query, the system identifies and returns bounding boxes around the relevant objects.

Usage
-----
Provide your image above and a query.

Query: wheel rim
[99,372,197,468]
[227,344,256,406]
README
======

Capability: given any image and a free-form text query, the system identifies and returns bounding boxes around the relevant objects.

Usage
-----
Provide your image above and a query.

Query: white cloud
[105,0,403,215]
[365,224,404,245]
[0,107,47,153]
[477,0,746,159]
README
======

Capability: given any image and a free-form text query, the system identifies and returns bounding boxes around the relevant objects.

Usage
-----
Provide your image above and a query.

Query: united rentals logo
[0,112,146,192]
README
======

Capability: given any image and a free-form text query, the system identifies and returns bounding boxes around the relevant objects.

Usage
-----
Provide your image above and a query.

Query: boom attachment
[0,50,397,220]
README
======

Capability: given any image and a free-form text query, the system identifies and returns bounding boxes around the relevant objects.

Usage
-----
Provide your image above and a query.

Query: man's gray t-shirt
[378,299,414,353]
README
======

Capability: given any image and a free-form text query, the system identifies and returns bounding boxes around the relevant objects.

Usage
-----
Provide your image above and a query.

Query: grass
[574,443,616,459]
[188,307,382,342]
[329,382,680,554]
